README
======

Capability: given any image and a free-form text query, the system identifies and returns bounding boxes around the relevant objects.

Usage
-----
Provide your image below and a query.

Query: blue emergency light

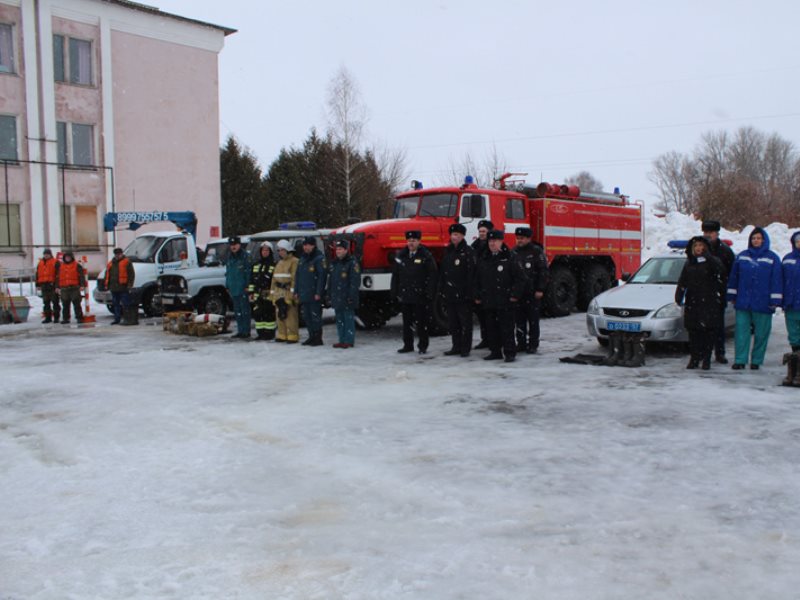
[279,221,316,230]
[464,175,475,185]
[667,240,689,249]
[411,180,424,190]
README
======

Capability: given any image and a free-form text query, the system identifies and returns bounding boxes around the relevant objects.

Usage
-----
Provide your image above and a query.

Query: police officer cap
[487,230,505,241]
[405,230,422,240]
[477,220,494,230]
[701,220,721,232]
[302,236,316,246]
[113,247,124,255]
[228,236,242,245]
[515,227,532,237]
[449,223,467,235]
[335,239,350,249]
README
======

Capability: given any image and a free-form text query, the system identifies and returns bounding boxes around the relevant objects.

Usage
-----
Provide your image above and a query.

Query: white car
[586,248,735,344]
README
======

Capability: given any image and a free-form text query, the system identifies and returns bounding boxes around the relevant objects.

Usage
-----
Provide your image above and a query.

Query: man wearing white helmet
[269,239,300,343]
[248,241,277,340]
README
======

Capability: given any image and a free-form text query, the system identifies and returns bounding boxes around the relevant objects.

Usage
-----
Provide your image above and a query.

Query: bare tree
[326,66,368,218]
[565,171,604,193]
[648,151,697,213]
[438,145,508,187]
[372,141,409,218]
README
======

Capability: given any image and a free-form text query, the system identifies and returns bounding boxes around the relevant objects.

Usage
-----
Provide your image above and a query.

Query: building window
[56,121,95,166]
[0,203,21,248]
[0,23,13,74]
[53,34,92,85]
[60,205,99,248]
[0,115,17,161]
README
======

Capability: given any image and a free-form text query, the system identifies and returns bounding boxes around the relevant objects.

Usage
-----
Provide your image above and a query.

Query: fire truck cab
[333,175,643,331]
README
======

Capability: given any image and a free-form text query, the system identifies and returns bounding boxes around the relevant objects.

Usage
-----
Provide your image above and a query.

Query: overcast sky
[154,0,800,204]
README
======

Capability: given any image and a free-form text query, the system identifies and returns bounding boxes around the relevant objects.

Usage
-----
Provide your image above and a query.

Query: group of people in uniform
[225,235,360,348]
[35,247,137,325]
[391,220,548,363]
[675,220,799,371]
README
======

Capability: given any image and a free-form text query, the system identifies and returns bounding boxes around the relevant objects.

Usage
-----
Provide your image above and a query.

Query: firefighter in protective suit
[248,241,277,340]
[270,239,300,343]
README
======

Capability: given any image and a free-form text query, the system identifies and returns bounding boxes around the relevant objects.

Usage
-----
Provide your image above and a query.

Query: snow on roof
[101,0,237,36]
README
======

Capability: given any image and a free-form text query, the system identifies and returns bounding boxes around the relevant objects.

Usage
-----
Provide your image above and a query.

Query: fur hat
[477,220,494,230]
[405,230,422,240]
[449,223,467,235]
[514,226,532,237]
[487,230,505,241]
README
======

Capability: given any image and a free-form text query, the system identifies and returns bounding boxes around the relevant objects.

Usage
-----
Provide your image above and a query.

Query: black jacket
[512,242,549,296]
[471,238,489,260]
[475,246,527,309]
[391,245,438,305]
[675,236,726,330]
[707,237,735,280]
[438,240,476,303]
[248,256,275,295]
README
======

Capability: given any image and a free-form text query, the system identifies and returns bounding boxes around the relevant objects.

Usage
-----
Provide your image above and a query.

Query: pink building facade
[0,0,233,273]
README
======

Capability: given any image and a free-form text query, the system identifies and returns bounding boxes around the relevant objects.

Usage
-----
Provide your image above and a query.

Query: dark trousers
[231,293,251,336]
[474,304,488,343]
[514,298,541,350]
[715,306,727,357]
[252,296,276,338]
[41,283,59,319]
[401,302,430,351]
[688,327,717,364]
[301,301,323,335]
[111,290,131,323]
[60,287,83,322]
[447,302,473,352]
[486,306,516,358]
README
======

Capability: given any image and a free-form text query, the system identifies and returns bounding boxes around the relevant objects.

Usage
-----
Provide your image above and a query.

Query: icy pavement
[1,310,800,599]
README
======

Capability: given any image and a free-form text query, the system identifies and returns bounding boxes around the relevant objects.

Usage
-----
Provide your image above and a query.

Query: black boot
[601,334,623,366]
[474,340,490,350]
[397,346,414,353]
[443,348,461,356]
[308,332,323,346]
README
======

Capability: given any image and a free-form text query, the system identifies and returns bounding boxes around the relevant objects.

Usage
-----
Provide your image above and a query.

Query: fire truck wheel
[578,264,613,311]
[355,306,388,330]
[544,267,577,317]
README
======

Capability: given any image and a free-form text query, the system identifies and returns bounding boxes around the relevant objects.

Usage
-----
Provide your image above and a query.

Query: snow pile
[643,209,797,260]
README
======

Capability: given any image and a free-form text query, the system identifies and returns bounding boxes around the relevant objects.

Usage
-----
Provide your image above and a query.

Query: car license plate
[607,321,641,332]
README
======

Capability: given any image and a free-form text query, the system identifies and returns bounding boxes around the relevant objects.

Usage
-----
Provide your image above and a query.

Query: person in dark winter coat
[296,237,327,346]
[35,248,60,323]
[327,240,361,348]
[471,219,493,350]
[474,230,527,362]
[55,251,86,324]
[702,220,735,363]
[781,231,800,351]
[675,236,726,370]
[248,242,276,340]
[106,247,137,325]
[511,226,549,353]
[438,223,476,357]
[391,230,438,354]
[727,227,783,369]
[225,236,252,338]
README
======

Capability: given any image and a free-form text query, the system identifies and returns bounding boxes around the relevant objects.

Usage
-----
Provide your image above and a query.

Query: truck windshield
[124,236,162,263]
[205,242,230,265]
[419,193,457,217]
[629,257,686,284]
[393,197,418,218]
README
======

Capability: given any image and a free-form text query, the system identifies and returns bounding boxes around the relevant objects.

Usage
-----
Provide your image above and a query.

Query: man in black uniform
[471,219,493,350]
[512,226,549,353]
[438,223,476,357]
[475,230,527,362]
[391,230,438,354]
[702,220,735,363]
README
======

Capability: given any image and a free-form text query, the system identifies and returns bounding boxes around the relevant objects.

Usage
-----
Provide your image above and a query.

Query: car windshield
[393,197,418,218]
[629,256,686,284]
[123,236,162,263]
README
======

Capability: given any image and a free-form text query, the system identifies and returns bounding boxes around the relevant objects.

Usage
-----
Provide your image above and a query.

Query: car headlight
[587,298,600,315]
[653,302,682,319]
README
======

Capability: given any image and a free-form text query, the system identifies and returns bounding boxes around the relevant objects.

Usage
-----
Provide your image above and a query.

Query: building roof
[102,0,237,36]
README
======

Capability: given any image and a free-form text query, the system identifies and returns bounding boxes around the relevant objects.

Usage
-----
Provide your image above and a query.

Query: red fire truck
[332,174,643,330]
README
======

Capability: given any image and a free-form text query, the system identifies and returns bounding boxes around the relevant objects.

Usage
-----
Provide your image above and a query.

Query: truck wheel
[200,291,227,316]
[355,305,388,330]
[141,287,163,317]
[544,267,577,317]
[577,264,613,311]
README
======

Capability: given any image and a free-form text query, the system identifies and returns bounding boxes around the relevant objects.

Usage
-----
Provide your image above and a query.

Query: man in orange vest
[106,247,136,325]
[36,248,60,323]
[56,250,86,324]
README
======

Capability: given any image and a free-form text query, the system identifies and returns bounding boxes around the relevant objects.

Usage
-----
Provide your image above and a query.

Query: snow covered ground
[3,211,800,599]
[2,306,800,599]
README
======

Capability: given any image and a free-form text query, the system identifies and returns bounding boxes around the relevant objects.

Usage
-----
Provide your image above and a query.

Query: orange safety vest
[58,261,81,288]
[37,257,57,284]
[105,257,130,286]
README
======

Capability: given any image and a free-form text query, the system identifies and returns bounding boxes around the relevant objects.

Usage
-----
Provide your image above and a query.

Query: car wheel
[597,336,609,347]
[141,287,163,317]
[578,264,613,311]
[544,267,577,317]
[106,303,115,314]
[200,291,228,316]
